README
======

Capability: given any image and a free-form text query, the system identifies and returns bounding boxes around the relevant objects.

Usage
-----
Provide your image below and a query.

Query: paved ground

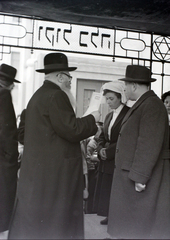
[0,214,111,240]
[84,214,111,239]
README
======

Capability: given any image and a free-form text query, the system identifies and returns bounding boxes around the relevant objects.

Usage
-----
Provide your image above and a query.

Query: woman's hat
[0,64,20,83]
[36,53,77,73]
[101,81,127,104]
[119,65,156,83]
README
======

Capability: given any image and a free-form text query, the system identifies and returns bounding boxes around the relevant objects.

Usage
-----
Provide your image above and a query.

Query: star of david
[153,36,170,61]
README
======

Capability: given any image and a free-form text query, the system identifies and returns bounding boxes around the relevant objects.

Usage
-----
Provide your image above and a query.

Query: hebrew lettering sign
[33,20,114,56]
[0,14,170,96]
[0,14,170,64]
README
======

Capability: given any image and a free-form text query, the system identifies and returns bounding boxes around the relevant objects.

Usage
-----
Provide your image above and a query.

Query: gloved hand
[135,182,146,192]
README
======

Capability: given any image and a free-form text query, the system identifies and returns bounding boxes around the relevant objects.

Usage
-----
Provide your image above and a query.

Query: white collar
[113,104,124,114]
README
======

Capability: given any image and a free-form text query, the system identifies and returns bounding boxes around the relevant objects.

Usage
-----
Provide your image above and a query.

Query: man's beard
[61,86,77,110]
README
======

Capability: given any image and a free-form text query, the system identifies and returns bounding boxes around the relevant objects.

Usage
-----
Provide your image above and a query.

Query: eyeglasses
[58,72,72,80]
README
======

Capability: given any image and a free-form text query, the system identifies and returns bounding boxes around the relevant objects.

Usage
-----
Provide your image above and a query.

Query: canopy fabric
[0,0,170,36]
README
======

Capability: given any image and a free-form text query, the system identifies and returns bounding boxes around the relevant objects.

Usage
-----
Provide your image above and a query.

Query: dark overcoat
[8,80,97,239]
[0,87,18,232]
[93,105,129,216]
[108,90,170,239]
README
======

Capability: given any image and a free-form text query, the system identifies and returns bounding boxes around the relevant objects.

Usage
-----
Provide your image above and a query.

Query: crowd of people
[0,52,170,239]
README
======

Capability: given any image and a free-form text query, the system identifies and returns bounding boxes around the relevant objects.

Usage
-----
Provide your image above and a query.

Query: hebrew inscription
[34,21,114,56]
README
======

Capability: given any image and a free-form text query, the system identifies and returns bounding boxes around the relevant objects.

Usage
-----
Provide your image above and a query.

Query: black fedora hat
[36,53,77,73]
[119,65,156,83]
[0,64,20,83]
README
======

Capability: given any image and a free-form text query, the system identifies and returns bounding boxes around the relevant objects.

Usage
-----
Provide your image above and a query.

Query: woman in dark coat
[161,91,170,149]
[93,81,129,224]
[0,64,19,234]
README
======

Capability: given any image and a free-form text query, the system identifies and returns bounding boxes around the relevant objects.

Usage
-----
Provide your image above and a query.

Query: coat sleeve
[97,112,111,154]
[97,132,116,161]
[97,130,107,151]
[128,99,168,184]
[0,89,18,164]
[49,90,98,143]
[17,109,26,145]
[97,111,118,161]
[105,142,117,160]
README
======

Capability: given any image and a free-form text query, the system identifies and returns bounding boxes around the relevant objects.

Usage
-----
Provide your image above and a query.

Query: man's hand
[135,182,146,192]
[83,188,89,200]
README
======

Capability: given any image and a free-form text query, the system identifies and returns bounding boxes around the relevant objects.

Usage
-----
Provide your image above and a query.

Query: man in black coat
[0,64,20,238]
[8,52,100,239]
[108,65,170,239]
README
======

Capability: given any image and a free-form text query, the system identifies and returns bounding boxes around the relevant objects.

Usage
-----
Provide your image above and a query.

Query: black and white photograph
[0,1,170,239]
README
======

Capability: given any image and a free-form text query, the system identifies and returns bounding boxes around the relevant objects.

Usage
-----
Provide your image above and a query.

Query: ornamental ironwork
[153,36,170,61]
[0,13,170,94]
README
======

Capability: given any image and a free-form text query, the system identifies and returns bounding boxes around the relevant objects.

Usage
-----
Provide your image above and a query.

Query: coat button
[119,133,121,137]
[116,148,119,153]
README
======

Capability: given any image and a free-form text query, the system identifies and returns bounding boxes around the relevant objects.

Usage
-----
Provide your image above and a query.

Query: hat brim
[119,77,156,83]
[36,67,77,73]
[0,72,21,83]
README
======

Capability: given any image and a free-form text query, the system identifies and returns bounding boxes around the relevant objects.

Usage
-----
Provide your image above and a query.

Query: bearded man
[9,53,100,240]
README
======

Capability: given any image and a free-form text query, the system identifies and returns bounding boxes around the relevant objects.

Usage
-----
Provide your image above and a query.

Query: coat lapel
[112,106,129,130]
[121,90,156,126]
[103,111,113,141]
[108,106,129,140]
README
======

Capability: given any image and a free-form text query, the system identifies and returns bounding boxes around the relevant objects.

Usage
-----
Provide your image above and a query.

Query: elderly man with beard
[9,53,100,240]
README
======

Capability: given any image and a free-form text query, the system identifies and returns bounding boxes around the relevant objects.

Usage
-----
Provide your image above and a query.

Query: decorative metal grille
[0,13,170,94]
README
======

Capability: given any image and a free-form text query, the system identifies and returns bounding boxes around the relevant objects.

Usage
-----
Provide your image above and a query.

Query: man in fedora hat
[0,64,20,238]
[9,52,100,240]
[107,65,170,239]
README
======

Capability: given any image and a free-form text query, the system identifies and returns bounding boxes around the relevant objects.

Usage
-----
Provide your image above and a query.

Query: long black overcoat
[108,90,170,239]
[0,87,18,232]
[8,80,97,239]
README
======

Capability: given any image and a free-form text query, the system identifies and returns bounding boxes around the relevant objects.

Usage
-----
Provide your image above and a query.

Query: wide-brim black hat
[36,53,77,73]
[0,64,20,83]
[119,65,156,83]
